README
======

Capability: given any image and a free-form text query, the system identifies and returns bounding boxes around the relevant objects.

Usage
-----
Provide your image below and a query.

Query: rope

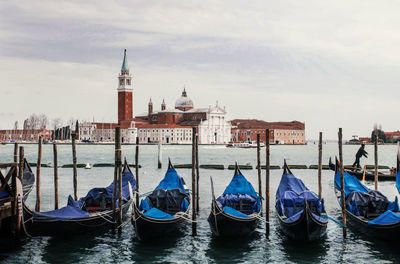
[175,212,197,223]
[320,215,347,228]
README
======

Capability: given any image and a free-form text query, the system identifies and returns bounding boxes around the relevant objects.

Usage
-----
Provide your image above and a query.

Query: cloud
[0,0,399,139]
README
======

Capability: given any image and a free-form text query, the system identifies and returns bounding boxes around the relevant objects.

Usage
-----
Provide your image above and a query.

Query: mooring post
[338,128,347,238]
[191,127,197,235]
[196,134,200,213]
[135,137,140,206]
[112,127,120,228]
[13,143,18,163]
[318,132,323,198]
[72,133,78,201]
[35,136,42,212]
[158,141,162,169]
[265,129,270,234]
[117,132,123,232]
[18,146,24,183]
[53,142,59,209]
[12,162,20,237]
[257,133,262,213]
[374,134,378,191]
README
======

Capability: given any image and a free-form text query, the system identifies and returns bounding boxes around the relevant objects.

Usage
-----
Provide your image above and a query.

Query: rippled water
[0,143,399,263]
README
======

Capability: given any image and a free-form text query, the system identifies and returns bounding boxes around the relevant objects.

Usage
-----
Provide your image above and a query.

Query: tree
[52,118,63,130]
[14,121,18,130]
[38,114,48,129]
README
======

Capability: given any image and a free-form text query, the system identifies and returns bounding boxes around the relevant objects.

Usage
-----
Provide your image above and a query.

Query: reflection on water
[0,143,400,263]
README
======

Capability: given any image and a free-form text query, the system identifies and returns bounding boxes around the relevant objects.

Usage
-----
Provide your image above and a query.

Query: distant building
[0,128,52,142]
[78,49,231,144]
[230,119,306,144]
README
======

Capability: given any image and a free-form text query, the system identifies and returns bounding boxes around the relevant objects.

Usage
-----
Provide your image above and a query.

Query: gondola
[23,160,136,236]
[275,161,328,240]
[329,157,395,181]
[208,163,261,237]
[334,158,400,240]
[22,159,35,200]
[132,160,190,241]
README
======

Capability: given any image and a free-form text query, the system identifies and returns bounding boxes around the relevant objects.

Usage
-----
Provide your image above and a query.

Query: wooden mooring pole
[257,134,262,213]
[196,134,200,213]
[35,136,42,212]
[53,143,59,209]
[135,137,139,207]
[13,143,18,163]
[265,129,270,234]
[113,127,121,228]
[192,127,197,235]
[72,133,78,201]
[338,128,347,238]
[318,132,323,198]
[18,146,24,183]
[374,134,378,191]
[158,141,162,169]
[117,134,123,232]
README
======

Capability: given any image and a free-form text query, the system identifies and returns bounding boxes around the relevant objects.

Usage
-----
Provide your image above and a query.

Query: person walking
[353,144,368,168]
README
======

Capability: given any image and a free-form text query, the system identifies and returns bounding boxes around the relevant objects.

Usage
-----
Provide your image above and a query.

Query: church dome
[175,88,194,111]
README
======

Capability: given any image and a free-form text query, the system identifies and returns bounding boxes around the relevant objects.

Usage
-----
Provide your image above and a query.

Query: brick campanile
[118,49,133,124]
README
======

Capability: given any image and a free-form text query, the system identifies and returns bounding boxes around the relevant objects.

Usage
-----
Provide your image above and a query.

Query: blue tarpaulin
[223,206,251,218]
[0,190,9,199]
[276,172,326,221]
[32,205,90,221]
[368,210,400,225]
[334,171,369,196]
[223,174,258,198]
[155,168,186,194]
[396,171,400,195]
[143,207,174,220]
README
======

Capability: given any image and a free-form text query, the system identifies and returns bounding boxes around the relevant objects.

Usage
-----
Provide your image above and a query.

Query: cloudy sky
[1,1,399,139]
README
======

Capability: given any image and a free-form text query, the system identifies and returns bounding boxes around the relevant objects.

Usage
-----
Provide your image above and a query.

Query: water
[0,143,399,263]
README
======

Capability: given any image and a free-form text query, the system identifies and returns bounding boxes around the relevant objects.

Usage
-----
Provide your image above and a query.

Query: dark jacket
[356,147,368,158]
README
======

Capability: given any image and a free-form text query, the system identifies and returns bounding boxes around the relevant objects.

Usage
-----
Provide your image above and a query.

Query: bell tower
[118,49,133,124]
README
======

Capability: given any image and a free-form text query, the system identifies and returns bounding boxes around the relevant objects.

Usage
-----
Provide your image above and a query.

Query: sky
[0,1,399,140]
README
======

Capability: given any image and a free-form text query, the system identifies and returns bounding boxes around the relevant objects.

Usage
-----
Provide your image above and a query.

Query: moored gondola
[23,160,136,236]
[334,158,400,240]
[329,157,395,181]
[208,163,261,237]
[276,161,328,240]
[131,160,190,241]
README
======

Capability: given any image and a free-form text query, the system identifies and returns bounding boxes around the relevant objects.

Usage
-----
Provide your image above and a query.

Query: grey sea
[0,143,399,263]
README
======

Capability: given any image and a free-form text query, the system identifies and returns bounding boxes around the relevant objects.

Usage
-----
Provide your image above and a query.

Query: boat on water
[334,158,400,240]
[131,159,190,241]
[208,163,261,237]
[226,141,265,148]
[23,160,136,236]
[22,159,35,200]
[329,157,395,181]
[275,161,328,240]
[85,163,91,169]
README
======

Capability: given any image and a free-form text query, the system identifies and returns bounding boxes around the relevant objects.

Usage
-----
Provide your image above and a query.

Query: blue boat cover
[282,209,304,223]
[139,167,189,220]
[223,173,257,198]
[0,190,9,199]
[223,206,251,218]
[32,205,90,221]
[143,207,174,220]
[397,171,400,195]
[334,171,369,196]
[276,172,325,221]
[155,168,186,194]
[33,166,136,222]
[368,210,400,225]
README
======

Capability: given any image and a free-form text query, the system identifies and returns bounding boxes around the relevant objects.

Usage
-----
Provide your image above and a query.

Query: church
[78,50,232,144]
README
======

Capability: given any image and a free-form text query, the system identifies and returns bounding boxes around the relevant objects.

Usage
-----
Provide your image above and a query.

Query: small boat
[275,161,328,240]
[226,141,265,148]
[329,157,395,181]
[23,160,136,236]
[132,159,190,241]
[85,163,91,169]
[208,163,261,237]
[334,158,400,240]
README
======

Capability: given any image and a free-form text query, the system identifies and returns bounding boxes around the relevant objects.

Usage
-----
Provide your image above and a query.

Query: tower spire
[121,49,129,74]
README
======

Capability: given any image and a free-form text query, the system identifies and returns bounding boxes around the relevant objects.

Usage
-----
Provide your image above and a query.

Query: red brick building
[231,119,306,144]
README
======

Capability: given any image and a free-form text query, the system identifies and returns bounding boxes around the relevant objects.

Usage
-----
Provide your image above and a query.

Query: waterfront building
[0,128,51,142]
[230,119,306,144]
